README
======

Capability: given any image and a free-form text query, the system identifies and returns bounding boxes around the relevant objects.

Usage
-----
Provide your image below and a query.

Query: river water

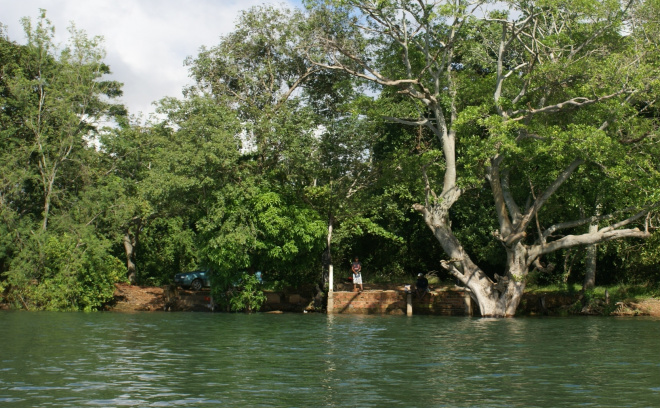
[1,311,659,407]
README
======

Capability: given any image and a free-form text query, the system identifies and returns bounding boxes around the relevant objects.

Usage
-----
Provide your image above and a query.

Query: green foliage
[99,95,243,285]
[226,272,266,313]
[136,217,198,286]
[200,184,327,289]
[0,11,127,310]
[2,3,659,313]
[2,231,124,311]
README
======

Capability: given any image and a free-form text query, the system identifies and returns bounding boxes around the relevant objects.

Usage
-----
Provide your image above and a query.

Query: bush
[2,232,124,311]
[228,272,266,312]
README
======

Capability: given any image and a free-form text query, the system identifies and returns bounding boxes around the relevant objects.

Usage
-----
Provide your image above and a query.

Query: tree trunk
[583,240,597,290]
[39,160,58,232]
[421,210,528,317]
[449,262,526,318]
[463,244,527,317]
[123,232,137,283]
[583,206,601,291]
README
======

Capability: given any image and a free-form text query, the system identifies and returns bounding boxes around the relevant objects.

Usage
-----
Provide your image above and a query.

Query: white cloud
[1,0,302,117]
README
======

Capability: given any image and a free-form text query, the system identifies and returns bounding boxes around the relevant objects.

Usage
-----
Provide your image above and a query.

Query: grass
[368,276,658,300]
[525,283,659,300]
[523,283,659,315]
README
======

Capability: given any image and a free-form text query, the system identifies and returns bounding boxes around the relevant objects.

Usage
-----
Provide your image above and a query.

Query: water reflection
[1,311,659,407]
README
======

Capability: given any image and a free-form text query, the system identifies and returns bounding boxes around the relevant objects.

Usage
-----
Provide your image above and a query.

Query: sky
[1,0,302,118]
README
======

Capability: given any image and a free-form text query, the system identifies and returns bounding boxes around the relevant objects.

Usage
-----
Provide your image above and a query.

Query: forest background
[1,0,658,313]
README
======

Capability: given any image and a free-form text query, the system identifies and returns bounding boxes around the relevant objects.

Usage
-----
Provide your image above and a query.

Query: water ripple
[1,312,659,407]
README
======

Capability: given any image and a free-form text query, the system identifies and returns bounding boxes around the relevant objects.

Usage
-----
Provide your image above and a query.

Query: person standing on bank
[416,273,429,300]
[352,257,363,292]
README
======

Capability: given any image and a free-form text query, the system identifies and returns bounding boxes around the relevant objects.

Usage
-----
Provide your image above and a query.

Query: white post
[406,293,413,316]
[327,264,334,314]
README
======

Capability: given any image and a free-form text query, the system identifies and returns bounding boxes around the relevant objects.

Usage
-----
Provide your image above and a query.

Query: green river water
[1,311,659,407]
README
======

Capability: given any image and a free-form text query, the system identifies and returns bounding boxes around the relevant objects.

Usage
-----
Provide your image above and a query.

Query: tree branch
[530,228,650,261]
[501,168,522,225]
[508,90,630,121]
[274,66,322,110]
[487,155,513,237]
[515,158,584,235]
[542,206,648,240]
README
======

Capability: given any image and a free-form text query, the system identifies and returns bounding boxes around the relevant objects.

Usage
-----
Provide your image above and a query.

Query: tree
[7,11,122,231]
[185,5,338,293]
[0,11,126,309]
[305,0,659,316]
[99,94,245,284]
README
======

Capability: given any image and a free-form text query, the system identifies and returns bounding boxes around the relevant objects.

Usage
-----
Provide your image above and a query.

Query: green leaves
[2,231,123,311]
[0,11,132,308]
[199,183,326,288]
[2,3,658,312]
[227,272,267,312]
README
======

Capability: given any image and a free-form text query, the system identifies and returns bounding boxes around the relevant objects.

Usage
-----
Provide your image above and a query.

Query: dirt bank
[611,297,660,316]
[518,291,660,317]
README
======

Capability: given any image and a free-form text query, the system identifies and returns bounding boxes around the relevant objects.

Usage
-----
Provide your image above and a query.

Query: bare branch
[421,164,438,206]
[515,158,584,235]
[383,116,429,127]
[508,90,629,121]
[530,228,650,260]
[487,155,513,236]
[532,258,555,273]
[501,168,522,224]
[542,205,657,240]
[600,206,657,233]
[310,51,436,105]
[275,66,322,110]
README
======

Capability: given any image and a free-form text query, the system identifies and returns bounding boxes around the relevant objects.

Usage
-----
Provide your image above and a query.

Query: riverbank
[2,282,657,315]
[100,283,660,316]
[611,297,660,316]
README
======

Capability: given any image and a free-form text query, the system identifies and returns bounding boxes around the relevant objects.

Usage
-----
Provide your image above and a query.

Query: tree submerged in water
[304,0,659,316]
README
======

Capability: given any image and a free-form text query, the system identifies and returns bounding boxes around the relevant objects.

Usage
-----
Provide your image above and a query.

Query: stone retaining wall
[411,289,473,316]
[262,291,317,312]
[331,290,406,314]
[329,288,473,316]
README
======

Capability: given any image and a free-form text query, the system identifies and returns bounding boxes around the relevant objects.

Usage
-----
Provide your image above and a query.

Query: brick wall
[262,291,311,312]
[331,290,406,314]
[411,290,472,316]
[330,289,473,316]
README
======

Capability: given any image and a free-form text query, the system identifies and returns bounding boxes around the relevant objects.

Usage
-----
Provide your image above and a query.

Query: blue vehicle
[174,270,211,291]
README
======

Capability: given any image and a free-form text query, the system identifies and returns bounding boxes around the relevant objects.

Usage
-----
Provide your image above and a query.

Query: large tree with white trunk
[305,0,659,316]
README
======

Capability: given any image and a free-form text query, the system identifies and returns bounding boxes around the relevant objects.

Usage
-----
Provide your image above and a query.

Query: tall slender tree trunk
[583,232,598,290]
[123,232,137,283]
[41,171,56,231]
[583,205,601,290]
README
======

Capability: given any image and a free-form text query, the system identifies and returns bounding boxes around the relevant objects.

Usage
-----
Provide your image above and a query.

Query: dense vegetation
[1,2,658,312]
